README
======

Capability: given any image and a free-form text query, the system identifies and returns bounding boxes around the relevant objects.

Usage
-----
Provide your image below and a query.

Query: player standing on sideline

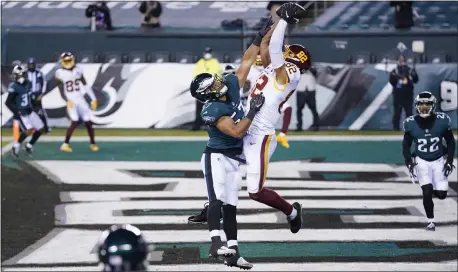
[247,55,293,148]
[55,52,99,152]
[26,57,51,133]
[402,91,455,231]
[190,16,273,270]
[5,65,45,158]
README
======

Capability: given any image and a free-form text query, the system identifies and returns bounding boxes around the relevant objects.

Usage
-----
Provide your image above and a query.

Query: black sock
[223,204,237,242]
[421,184,434,219]
[18,132,28,144]
[207,200,223,233]
[29,131,42,145]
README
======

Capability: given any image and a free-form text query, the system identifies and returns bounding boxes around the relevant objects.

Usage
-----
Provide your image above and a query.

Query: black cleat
[225,254,253,270]
[287,202,303,233]
[426,222,435,231]
[25,143,33,157]
[188,202,222,224]
[208,241,236,259]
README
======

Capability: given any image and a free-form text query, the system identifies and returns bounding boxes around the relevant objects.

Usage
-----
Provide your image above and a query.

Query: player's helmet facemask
[283,44,311,74]
[415,91,436,118]
[190,73,228,103]
[60,52,76,70]
[98,224,150,272]
[11,65,26,84]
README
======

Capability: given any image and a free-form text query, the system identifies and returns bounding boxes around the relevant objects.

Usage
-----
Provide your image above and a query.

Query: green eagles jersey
[201,74,244,150]
[7,80,33,113]
[403,112,452,161]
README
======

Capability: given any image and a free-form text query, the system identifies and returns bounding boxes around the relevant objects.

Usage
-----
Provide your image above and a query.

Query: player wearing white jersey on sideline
[55,52,99,152]
[247,55,294,149]
[244,3,311,233]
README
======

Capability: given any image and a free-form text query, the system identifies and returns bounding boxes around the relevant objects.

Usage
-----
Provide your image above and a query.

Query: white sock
[26,142,32,148]
[279,132,286,137]
[288,208,297,219]
[13,142,20,148]
[210,229,220,238]
[428,218,435,223]
[227,240,238,248]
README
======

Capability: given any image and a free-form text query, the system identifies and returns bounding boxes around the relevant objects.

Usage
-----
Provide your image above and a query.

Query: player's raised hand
[443,161,455,177]
[276,2,306,24]
[258,16,274,38]
[250,93,265,112]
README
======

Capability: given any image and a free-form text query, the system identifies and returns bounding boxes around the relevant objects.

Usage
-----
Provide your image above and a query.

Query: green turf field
[1,141,10,147]
[1,128,411,138]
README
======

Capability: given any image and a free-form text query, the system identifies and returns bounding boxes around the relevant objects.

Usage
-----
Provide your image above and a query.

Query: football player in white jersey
[247,55,293,149]
[244,3,310,233]
[55,52,99,152]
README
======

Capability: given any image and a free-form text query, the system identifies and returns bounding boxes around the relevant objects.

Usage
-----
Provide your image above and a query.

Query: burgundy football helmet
[283,44,311,73]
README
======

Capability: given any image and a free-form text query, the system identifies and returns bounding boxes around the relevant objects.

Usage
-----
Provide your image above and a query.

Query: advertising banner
[1,63,457,130]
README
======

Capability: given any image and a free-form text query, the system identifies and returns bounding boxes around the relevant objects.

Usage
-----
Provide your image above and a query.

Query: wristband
[252,34,262,47]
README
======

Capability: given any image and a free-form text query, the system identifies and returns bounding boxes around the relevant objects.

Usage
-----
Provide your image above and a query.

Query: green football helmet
[98,224,149,271]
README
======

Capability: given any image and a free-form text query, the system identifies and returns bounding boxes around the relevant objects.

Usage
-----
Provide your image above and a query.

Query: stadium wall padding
[1,63,457,130]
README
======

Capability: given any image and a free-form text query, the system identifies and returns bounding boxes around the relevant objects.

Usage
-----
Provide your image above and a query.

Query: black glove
[276,2,306,24]
[443,161,455,177]
[406,161,417,178]
[246,94,265,120]
[250,93,265,112]
[252,16,274,46]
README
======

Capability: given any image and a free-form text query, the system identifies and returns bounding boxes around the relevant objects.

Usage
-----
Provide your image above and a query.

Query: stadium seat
[429,53,447,64]
[94,53,104,63]
[128,52,147,63]
[105,52,123,64]
[150,51,170,63]
[353,52,372,64]
[229,51,243,64]
[76,51,94,63]
[175,52,194,64]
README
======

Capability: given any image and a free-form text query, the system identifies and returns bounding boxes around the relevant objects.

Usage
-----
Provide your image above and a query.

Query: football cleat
[90,144,99,152]
[225,254,253,270]
[60,143,73,152]
[188,202,223,224]
[25,142,33,156]
[287,202,303,233]
[426,222,435,231]
[277,133,290,149]
[208,241,236,259]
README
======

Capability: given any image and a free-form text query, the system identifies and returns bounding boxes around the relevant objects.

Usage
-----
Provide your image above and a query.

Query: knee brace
[434,190,447,200]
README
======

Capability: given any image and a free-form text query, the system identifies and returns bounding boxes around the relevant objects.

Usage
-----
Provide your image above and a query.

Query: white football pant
[415,156,449,191]
[17,112,44,131]
[201,153,242,206]
[67,100,92,122]
[243,134,277,194]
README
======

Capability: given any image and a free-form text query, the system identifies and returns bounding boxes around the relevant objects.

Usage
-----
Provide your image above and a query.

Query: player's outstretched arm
[236,17,274,88]
[216,94,265,138]
[268,18,289,85]
[444,129,456,164]
[402,131,414,166]
[260,21,278,68]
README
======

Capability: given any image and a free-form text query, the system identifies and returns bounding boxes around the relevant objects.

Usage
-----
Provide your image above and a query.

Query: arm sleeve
[268,19,288,69]
[402,131,414,166]
[5,88,17,114]
[444,129,456,164]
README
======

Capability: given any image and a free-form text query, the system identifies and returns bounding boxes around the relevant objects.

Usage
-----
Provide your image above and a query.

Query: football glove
[67,101,74,108]
[250,93,265,112]
[91,100,98,111]
[258,16,274,37]
[276,2,306,24]
[443,161,455,177]
[406,161,417,182]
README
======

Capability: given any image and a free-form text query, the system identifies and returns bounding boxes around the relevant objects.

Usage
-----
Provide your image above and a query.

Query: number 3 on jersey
[250,74,268,97]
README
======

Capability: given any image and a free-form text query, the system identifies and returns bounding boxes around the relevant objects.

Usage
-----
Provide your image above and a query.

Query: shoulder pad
[201,102,230,125]
[7,83,15,92]
[224,74,240,103]
[402,115,415,131]
[436,112,452,129]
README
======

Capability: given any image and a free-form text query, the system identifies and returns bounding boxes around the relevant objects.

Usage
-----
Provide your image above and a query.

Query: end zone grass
[0,128,409,138]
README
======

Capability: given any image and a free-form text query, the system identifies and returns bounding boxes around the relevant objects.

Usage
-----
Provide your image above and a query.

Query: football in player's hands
[250,93,265,112]
[276,2,306,24]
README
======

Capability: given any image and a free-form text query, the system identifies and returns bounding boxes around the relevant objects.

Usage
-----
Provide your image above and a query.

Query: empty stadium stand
[309,1,458,31]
